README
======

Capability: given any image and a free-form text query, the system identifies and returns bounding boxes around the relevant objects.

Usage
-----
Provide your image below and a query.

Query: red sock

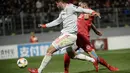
[64,53,70,73]
[98,57,110,68]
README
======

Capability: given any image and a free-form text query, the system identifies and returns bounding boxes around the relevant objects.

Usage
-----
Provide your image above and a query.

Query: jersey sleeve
[46,12,63,27]
[72,5,94,14]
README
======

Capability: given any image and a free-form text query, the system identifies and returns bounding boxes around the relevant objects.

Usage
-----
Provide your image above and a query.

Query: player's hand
[38,24,42,27]
[96,31,102,36]
[38,24,46,28]
[92,12,101,18]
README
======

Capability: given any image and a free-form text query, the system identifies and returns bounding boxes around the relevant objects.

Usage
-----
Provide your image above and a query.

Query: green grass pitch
[0,49,130,73]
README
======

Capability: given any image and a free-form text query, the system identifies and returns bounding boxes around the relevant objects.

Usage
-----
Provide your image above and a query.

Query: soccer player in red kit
[64,1,119,73]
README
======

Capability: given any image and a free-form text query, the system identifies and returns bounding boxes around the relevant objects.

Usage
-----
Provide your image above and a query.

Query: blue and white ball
[17,58,28,68]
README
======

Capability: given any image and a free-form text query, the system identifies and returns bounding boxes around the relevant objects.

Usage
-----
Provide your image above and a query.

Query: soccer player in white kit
[28,0,100,73]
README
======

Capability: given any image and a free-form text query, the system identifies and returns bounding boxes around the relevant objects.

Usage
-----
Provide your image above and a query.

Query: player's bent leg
[88,49,119,71]
[84,46,99,72]
[64,53,70,73]
[64,47,76,73]
[66,47,95,62]
[74,53,95,62]
[66,46,98,72]
[66,46,93,62]
[98,57,119,71]
[74,52,98,72]
[66,47,76,59]
[88,49,98,59]
[38,45,57,73]
[28,33,77,73]
[82,50,98,72]
[28,45,57,73]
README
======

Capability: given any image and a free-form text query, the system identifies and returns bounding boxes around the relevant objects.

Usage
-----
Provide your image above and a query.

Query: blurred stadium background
[0,0,130,73]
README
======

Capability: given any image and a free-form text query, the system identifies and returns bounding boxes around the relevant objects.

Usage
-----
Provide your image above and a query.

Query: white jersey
[46,4,94,34]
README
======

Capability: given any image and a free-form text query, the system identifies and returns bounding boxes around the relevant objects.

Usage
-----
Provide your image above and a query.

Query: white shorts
[52,33,77,50]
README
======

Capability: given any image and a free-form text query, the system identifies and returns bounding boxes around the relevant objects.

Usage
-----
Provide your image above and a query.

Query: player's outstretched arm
[38,12,63,28]
[72,5,101,18]
[91,23,102,36]
[73,5,94,14]
[91,12,101,18]
[38,24,46,28]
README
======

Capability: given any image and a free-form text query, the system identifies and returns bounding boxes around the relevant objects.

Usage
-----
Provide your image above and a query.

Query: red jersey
[77,13,94,37]
[76,13,94,52]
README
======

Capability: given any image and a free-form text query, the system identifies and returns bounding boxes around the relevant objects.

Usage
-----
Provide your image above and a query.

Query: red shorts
[76,33,94,52]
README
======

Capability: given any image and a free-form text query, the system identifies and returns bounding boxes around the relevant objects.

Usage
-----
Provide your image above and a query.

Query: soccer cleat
[64,70,69,73]
[28,68,38,73]
[64,68,69,73]
[93,58,99,72]
[108,66,119,72]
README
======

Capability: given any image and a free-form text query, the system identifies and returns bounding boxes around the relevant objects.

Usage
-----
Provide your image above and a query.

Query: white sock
[38,55,52,73]
[74,53,95,62]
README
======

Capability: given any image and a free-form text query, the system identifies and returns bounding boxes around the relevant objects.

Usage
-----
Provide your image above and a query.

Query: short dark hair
[55,0,69,3]
[79,0,88,4]
[79,0,88,6]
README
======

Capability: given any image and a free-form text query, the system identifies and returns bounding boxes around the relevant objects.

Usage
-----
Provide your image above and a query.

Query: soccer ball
[17,58,28,68]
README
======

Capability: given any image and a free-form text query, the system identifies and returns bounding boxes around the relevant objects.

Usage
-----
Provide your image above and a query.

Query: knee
[46,53,52,56]
[66,53,75,59]
[46,50,53,56]
[87,48,94,52]
[70,56,75,59]
[47,45,57,54]
[72,54,79,59]
[67,54,75,59]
